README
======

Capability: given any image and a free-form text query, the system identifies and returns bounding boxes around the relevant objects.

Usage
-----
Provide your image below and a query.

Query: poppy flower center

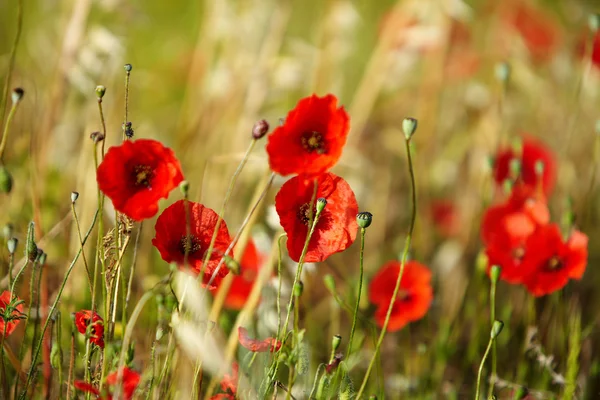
[179,235,202,256]
[398,289,411,301]
[297,203,316,226]
[133,165,154,188]
[301,131,326,154]
[545,256,563,271]
[512,246,525,262]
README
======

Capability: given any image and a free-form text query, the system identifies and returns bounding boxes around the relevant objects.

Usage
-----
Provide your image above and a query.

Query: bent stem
[356,137,417,398]
[487,273,498,398]
[347,226,366,359]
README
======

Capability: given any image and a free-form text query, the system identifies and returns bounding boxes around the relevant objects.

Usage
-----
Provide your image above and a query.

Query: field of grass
[1,0,600,399]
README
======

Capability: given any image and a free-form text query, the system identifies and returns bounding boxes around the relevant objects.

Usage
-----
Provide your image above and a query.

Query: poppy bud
[90,131,105,143]
[124,63,133,72]
[495,62,511,82]
[316,198,327,215]
[502,179,513,195]
[0,165,13,193]
[589,13,600,33]
[50,342,62,369]
[7,238,17,255]
[3,224,13,239]
[509,159,521,179]
[293,281,304,298]
[179,181,190,197]
[252,119,269,140]
[296,343,309,376]
[11,88,24,104]
[71,191,79,203]
[491,320,504,339]
[356,211,373,229]
[25,222,37,262]
[95,85,106,99]
[490,265,501,283]
[323,274,336,292]
[331,334,342,352]
[402,118,418,140]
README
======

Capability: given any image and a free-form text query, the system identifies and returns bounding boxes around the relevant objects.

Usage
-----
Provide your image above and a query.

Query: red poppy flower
[368,261,433,332]
[520,225,588,297]
[275,173,358,262]
[430,200,460,237]
[222,240,265,310]
[0,291,24,337]
[74,310,104,348]
[209,363,238,399]
[75,367,141,400]
[266,94,350,177]
[152,200,232,287]
[97,139,184,221]
[493,137,557,195]
[238,327,281,352]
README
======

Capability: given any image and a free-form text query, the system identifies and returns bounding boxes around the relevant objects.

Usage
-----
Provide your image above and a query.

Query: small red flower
[209,363,238,399]
[238,327,281,352]
[275,173,358,263]
[74,310,104,348]
[223,240,266,310]
[430,200,460,238]
[368,261,433,332]
[75,367,141,400]
[266,94,350,177]
[493,137,557,195]
[0,291,24,337]
[520,225,588,297]
[97,139,184,221]
[152,200,232,287]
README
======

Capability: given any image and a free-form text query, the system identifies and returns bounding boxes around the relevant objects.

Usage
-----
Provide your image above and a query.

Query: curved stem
[475,336,494,400]
[71,202,93,293]
[347,227,366,359]
[0,0,23,128]
[487,275,498,398]
[0,100,20,163]
[356,138,417,398]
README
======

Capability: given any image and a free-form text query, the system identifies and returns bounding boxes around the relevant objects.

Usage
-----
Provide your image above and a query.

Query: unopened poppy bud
[490,265,501,283]
[7,238,17,255]
[124,63,133,72]
[0,165,13,193]
[179,181,190,197]
[71,191,79,203]
[356,211,373,229]
[331,334,341,352]
[293,281,304,297]
[26,222,37,262]
[491,320,504,339]
[252,119,269,140]
[402,118,418,140]
[95,85,106,99]
[495,62,511,82]
[3,224,13,239]
[90,131,105,143]
[50,342,62,369]
[11,88,24,104]
[224,255,240,275]
[316,198,327,215]
[589,13,600,33]
[323,274,336,292]
[534,160,545,178]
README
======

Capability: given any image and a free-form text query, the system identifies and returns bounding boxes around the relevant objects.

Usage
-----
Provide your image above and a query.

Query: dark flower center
[301,131,326,154]
[512,246,525,263]
[297,203,316,226]
[179,235,202,256]
[133,165,154,188]
[398,289,411,302]
[545,256,563,271]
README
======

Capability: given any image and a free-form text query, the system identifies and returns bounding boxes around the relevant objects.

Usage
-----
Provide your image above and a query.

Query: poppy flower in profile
[493,137,557,195]
[74,310,104,348]
[368,261,433,332]
[275,172,358,262]
[209,363,238,400]
[152,200,232,287]
[238,327,282,352]
[222,240,266,310]
[266,94,350,177]
[74,366,141,400]
[0,291,24,337]
[520,224,588,297]
[97,139,184,221]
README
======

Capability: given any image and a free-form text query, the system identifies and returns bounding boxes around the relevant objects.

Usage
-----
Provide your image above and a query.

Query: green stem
[71,202,93,294]
[487,275,498,398]
[308,364,325,400]
[475,337,494,400]
[347,227,366,359]
[356,137,417,398]
[0,0,23,129]
[0,99,20,163]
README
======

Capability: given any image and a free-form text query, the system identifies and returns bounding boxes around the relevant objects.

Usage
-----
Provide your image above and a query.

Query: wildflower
[74,366,141,399]
[74,310,104,348]
[492,137,557,195]
[266,94,350,177]
[0,291,24,336]
[152,200,232,287]
[275,173,358,262]
[368,261,433,332]
[222,240,266,310]
[97,139,184,221]
[209,363,238,400]
[238,327,281,352]
[430,200,460,238]
[520,224,588,297]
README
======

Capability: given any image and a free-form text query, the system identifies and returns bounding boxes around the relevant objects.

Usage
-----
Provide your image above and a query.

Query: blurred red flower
[368,260,433,332]
[209,363,238,399]
[576,32,600,70]
[0,291,24,337]
[430,200,461,238]
[493,137,557,196]
[275,172,358,262]
[152,200,232,288]
[97,139,184,221]
[266,94,350,177]
[238,327,281,352]
[521,224,588,297]
[223,240,266,310]
[74,366,140,399]
[74,310,104,348]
